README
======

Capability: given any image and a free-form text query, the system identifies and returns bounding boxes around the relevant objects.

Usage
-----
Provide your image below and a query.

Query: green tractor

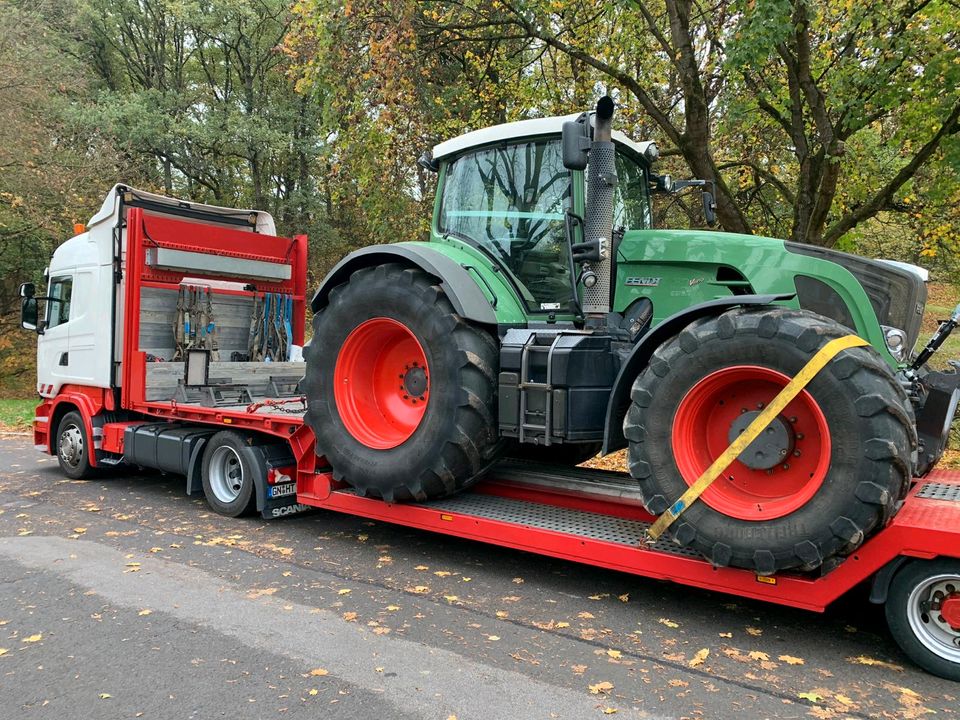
[303,98,959,575]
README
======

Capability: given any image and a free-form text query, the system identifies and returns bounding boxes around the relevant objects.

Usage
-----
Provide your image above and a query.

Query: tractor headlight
[883,325,908,361]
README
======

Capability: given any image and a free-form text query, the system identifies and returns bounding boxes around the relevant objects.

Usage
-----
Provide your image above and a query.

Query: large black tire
[200,430,259,517]
[505,441,602,467]
[885,558,960,681]
[625,307,915,574]
[303,263,501,502]
[55,411,98,480]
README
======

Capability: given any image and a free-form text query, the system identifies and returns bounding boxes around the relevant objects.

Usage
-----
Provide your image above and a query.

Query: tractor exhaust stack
[580,97,617,318]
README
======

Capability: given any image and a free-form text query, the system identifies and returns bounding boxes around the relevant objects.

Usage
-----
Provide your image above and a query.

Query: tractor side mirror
[562,115,591,171]
[21,296,40,333]
[701,190,717,226]
[654,174,674,194]
[19,282,35,298]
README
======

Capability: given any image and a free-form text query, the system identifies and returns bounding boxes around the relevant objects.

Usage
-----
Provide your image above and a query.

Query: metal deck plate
[917,482,960,502]
[424,492,701,557]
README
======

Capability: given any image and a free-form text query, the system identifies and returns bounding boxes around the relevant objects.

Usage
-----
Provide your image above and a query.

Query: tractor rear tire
[303,263,501,502]
[625,307,915,574]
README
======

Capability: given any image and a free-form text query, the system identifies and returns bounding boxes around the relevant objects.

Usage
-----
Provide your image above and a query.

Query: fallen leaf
[138,609,152,616]
[98,693,112,699]
[571,664,587,674]
[0,648,7,656]
[512,577,524,584]
[689,648,709,667]
[356,534,368,542]
[588,681,614,695]
[309,668,329,676]
[433,570,452,577]
[797,692,823,703]
[375,667,384,673]
[556,621,570,628]
[578,612,595,619]
[718,632,732,638]
[779,655,804,665]
[606,649,622,659]
[748,651,770,662]
[588,593,608,600]
[461,577,471,582]
[21,634,42,643]
[414,565,429,571]
[495,611,509,618]
[308,688,318,696]
[73,527,87,534]
[148,547,163,553]
[847,655,903,671]
[658,618,679,628]
[834,695,855,707]
[408,586,430,594]
[247,588,278,599]
[668,679,689,687]
[601,709,618,715]
[372,627,390,635]
[443,595,459,603]
[745,626,763,636]
[342,612,358,622]
[337,589,351,596]
[487,635,500,641]
[385,605,400,612]
[617,593,629,603]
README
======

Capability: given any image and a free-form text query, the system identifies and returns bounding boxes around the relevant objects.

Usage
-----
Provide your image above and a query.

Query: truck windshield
[439,139,573,311]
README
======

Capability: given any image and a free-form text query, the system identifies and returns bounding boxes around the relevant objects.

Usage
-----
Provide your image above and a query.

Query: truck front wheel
[304,263,500,502]
[55,411,98,480]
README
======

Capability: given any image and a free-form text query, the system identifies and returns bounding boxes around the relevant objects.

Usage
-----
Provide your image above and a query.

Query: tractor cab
[427,114,658,314]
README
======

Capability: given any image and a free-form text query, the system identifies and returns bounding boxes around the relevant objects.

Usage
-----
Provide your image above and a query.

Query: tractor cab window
[46,276,73,329]
[612,150,651,231]
[440,140,573,311]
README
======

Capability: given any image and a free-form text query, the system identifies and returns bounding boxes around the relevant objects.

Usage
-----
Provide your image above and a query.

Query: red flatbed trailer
[25,191,960,679]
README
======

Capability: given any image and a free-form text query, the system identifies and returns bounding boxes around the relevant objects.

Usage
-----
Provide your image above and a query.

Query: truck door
[37,274,74,396]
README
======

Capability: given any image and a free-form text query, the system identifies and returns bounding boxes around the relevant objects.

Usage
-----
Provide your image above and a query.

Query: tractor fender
[602,293,795,454]
[312,244,498,326]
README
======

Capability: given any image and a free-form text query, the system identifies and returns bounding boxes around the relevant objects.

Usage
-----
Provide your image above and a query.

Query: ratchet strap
[646,334,869,541]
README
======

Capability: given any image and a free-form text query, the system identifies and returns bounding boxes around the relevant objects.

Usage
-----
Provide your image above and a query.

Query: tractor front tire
[303,264,501,502]
[625,307,915,574]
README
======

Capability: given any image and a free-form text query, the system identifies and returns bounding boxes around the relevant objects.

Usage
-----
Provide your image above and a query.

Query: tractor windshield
[439,139,573,311]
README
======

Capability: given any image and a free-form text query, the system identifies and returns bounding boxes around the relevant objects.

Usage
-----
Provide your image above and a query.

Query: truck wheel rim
[671,365,831,521]
[59,424,84,468]
[208,446,244,503]
[334,317,430,449]
[907,574,960,663]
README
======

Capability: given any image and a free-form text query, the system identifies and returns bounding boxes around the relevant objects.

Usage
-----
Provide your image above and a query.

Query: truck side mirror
[701,190,717,226]
[562,116,591,171]
[19,282,35,298]
[21,297,40,333]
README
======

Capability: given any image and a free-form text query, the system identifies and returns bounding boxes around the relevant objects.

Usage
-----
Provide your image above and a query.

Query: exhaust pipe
[581,97,617,317]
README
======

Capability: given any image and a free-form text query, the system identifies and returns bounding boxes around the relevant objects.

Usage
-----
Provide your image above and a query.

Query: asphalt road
[0,435,957,719]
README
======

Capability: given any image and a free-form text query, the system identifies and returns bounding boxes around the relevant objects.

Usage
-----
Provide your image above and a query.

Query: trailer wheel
[625,306,914,574]
[201,431,258,517]
[885,559,960,681]
[55,411,98,480]
[304,263,501,501]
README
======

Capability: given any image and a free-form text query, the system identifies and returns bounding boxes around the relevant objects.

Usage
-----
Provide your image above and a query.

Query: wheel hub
[940,593,960,631]
[59,425,83,468]
[403,365,428,399]
[728,411,795,470]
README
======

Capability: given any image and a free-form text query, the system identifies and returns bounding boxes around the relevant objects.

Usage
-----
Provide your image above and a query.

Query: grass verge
[0,397,36,433]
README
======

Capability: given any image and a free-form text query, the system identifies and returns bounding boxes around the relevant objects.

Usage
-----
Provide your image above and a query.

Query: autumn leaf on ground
[342,612,358,622]
[486,635,500,641]
[571,664,587,674]
[658,618,679,628]
[718,632,732,638]
[606,649,622,659]
[73,527,87,534]
[588,593,608,600]
[407,586,430,594]
[512,577,524,584]
[779,655,804,665]
[601,709,618,715]
[308,668,329,676]
[797,692,823,703]
[689,648,709,668]
[308,688,318,696]
[246,588,278,599]
[578,611,594,619]
[433,570,452,577]
[98,693,112,699]
[748,651,770,661]
[385,605,400,612]
[588,681,614,695]
[556,621,570,628]
[847,655,903,671]
[617,593,629,603]
[443,595,459,603]
[414,565,429,571]
[337,588,351,596]
[745,626,762,636]
[495,610,509,618]
[668,679,689,687]
[138,609,152,616]
[21,634,42,643]
[0,648,8,656]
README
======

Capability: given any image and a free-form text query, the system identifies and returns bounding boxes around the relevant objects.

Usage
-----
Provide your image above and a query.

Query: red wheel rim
[671,365,831,521]
[334,318,430,449]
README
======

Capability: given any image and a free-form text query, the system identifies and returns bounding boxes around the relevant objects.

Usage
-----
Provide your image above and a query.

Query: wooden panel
[145,360,305,401]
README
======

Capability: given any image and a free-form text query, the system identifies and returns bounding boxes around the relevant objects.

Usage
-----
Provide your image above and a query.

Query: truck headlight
[883,326,908,361]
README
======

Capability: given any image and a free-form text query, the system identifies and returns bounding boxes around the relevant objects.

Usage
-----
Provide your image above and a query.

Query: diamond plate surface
[917,482,960,502]
[425,493,700,557]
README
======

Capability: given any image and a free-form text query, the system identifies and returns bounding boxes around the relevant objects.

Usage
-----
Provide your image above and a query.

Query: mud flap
[248,443,312,519]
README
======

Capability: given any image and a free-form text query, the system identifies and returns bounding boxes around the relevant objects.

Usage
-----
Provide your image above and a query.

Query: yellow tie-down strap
[646,334,869,541]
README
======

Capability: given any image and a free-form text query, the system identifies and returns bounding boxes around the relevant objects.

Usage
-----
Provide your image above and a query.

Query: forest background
[1,0,958,403]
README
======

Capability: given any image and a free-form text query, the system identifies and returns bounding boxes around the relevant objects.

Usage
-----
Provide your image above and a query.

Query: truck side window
[46,276,73,329]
